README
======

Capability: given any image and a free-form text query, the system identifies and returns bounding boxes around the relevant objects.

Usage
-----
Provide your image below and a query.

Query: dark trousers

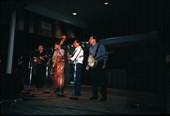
[90,62,107,99]
[74,63,83,96]
[35,64,46,88]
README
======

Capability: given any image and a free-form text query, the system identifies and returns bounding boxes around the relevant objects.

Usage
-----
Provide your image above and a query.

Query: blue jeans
[74,63,83,96]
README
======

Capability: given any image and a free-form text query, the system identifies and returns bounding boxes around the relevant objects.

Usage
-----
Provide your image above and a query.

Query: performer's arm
[102,59,107,69]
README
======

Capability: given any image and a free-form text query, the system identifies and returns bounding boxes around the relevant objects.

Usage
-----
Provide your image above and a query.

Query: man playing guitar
[33,44,47,89]
[68,39,84,97]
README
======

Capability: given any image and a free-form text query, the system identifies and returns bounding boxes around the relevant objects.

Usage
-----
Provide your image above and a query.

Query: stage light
[104,2,109,5]
[72,12,77,16]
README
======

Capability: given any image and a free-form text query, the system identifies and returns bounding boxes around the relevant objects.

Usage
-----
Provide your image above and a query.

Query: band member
[33,44,47,89]
[52,41,65,95]
[68,39,84,96]
[86,36,108,101]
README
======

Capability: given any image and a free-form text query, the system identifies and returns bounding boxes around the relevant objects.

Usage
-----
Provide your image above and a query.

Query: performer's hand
[102,60,107,69]
[18,61,23,65]
[40,56,44,60]
[67,57,72,64]
[102,64,106,69]
[68,57,71,60]
[86,65,89,71]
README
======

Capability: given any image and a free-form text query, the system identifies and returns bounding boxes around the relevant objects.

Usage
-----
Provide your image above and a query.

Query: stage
[0,84,160,115]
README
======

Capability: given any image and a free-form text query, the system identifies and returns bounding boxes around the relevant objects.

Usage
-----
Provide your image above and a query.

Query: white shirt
[71,46,84,64]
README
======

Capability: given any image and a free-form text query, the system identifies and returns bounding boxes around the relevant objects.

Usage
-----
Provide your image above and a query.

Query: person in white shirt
[68,39,84,96]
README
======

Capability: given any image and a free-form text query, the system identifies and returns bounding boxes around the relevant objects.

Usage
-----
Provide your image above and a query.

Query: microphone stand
[26,58,34,92]
[69,62,79,100]
[43,61,51,94]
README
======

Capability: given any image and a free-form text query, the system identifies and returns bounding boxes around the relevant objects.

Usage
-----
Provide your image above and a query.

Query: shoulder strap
[72,49,77,56]
[75,48,82,60]
[94,44,100,58]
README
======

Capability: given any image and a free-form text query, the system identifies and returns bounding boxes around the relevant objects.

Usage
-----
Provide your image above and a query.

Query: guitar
[67,48,84,64]
[88,49,115,68]
[67,51,73,64]
[33,54,50,64]
[68,54,84,64]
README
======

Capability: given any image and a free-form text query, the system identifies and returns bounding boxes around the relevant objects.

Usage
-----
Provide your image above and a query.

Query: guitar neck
[94,49,114,59]
[95,53,107,59]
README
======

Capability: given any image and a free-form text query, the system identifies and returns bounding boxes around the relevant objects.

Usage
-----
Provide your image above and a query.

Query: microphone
[67,45,74,49]
[82,41,89,44]
[81,41,89,47]
[82,44,85,47]
[85,42,89,44]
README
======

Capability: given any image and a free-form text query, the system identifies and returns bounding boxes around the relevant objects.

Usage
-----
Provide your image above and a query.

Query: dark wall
[88,0,169,40]
[86,0,169,98]
[82,36,162,93]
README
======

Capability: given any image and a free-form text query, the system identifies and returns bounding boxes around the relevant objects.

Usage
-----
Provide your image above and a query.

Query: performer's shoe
[57,93,65,97]
[53,89,58,93]
[70,96,79,100]
[100,98,107,101]
[74,94,81,96]
[89,97,98,100]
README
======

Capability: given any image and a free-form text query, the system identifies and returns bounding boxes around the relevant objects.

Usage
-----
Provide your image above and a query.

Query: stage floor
[1,84,161,115]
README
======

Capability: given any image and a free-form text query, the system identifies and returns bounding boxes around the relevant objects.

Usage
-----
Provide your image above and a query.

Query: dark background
[0,0,169,96]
